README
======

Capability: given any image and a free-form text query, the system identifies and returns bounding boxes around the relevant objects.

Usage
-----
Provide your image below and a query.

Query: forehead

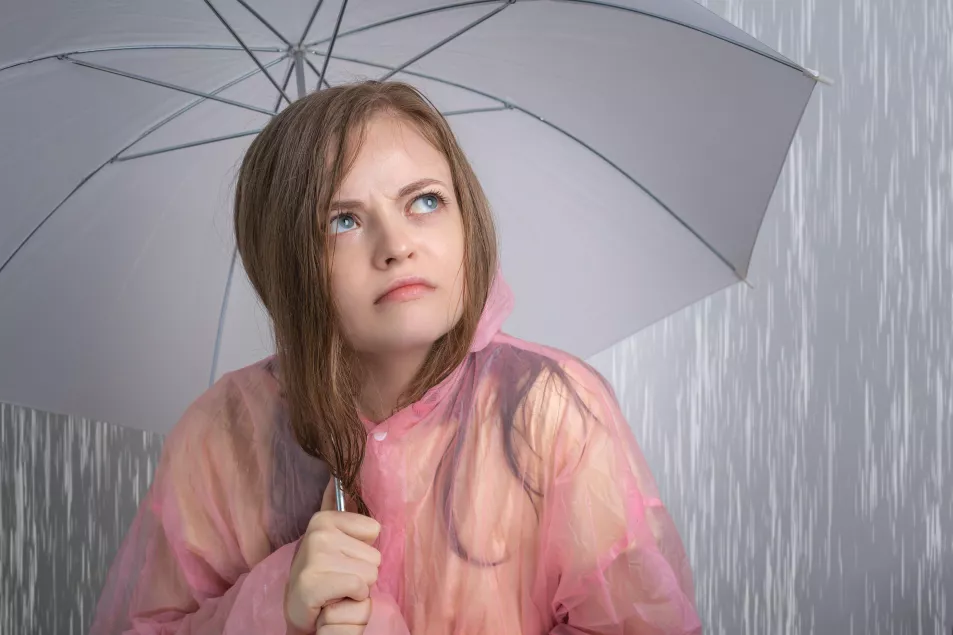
[336,115,451,197]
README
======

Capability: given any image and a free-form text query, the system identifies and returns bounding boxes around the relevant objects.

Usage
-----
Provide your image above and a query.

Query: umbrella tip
[803,67,835,86]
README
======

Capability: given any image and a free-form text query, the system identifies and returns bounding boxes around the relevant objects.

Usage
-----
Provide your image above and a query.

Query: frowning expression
[327,114,466,356]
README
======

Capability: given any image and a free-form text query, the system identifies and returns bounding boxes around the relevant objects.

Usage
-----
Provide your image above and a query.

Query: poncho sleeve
[539,360,703,634]
[87,382,302,635]
[87,372,412,635]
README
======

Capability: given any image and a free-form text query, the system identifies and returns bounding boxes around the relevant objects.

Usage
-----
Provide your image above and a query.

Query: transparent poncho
[89,275,702,634]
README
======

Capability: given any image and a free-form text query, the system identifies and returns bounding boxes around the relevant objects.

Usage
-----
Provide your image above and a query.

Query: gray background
[2,0,951,633]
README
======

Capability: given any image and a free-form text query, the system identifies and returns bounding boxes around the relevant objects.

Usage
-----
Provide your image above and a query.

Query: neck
[356,347,431,423]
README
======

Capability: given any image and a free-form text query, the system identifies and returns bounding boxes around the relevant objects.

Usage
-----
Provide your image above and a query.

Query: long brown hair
[234,81,497,515]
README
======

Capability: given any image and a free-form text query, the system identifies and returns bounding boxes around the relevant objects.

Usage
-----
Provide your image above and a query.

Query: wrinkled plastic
[89,275,702,634]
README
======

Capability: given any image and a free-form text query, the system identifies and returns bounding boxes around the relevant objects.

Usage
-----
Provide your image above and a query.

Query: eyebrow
[329,178,448,213]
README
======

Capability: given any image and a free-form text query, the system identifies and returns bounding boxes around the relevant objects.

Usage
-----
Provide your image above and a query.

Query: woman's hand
[314,597,374,634]
[284,479,381,635]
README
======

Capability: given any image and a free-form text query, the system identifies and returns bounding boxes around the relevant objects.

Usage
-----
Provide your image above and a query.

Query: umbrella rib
[310,51,742,279]
[60,56,277,116]
[0,55,289,277]
[303,57,334,90]
[309,50,508,106]
[203,0,292,105]
[316,0,349,91]
[298,0,326,47]
[524,113,741,279]
[209,249,240,388]
[441,105,510,117]
[304,0,504,48]
[276,56,298,111]
[378,1,513,82]
[554,0,804,72]
[233,0,293,47]
[0,2,809,82]
[0,44,286,75]
[296,0,333,90]
[210,33,311,386]
[114,129,264,162]
[303,0,808,78]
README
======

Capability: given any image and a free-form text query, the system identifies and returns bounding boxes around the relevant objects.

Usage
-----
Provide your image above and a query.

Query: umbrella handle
[333,476,347,512]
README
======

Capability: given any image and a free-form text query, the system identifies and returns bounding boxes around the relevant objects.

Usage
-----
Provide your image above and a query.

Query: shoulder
[478,335,620,470]
[480,336,664,502]
[162,356,284,469]
[482,333,617,414]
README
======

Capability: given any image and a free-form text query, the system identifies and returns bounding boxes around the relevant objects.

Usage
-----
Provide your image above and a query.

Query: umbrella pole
[334,476,346,512]
[293,49,307,102]
[289,49,347,512]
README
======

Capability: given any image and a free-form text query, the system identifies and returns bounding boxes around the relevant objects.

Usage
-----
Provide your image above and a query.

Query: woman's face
[327,114,466,357]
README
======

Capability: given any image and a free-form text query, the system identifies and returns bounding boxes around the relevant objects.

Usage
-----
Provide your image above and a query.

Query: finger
[286,575,366,634]
[303,552,379,588]
[292,570,370,615]
[287,575,367,633]
[308,511,381,546]
[316,626,365,635]
[335,512,381,545]
[336,534,381,566]
[303,526,382,567]
[315,598,372,628]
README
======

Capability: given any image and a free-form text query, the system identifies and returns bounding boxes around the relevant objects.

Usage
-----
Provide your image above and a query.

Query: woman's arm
[88,388,300,635]
[540,361,703,635]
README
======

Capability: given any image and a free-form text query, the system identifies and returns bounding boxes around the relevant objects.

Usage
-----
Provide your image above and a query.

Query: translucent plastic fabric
[89,275,702,634]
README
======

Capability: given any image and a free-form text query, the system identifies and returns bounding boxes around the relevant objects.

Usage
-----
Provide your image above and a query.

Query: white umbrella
[0,0,824,434]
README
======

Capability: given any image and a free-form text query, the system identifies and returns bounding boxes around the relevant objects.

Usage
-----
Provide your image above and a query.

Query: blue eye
[330,213,357,234]
[411,193,442,214]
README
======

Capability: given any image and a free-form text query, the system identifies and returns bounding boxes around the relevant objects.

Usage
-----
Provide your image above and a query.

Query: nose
[372,214,416,269]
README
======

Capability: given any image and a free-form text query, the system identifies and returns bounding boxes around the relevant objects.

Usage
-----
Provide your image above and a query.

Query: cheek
[330,283,369,349]
[328,249,364,325]
[444,218,467,312]
[441,212,466,269]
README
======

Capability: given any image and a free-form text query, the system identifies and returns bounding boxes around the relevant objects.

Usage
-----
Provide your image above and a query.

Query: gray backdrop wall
[2,0,951,633]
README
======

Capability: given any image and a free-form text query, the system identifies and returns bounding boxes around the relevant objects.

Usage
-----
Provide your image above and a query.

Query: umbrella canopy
[0,0,818,434]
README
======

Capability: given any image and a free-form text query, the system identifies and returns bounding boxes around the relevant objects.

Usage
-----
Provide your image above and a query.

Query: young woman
[89,81,702,635]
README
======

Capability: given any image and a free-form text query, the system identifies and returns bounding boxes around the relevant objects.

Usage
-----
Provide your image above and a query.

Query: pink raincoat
[89,274,702,634]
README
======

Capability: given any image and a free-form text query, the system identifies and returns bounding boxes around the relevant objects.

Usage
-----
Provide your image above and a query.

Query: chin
[365,317,457,355]
[379,327,449,353]
[347,302,462,355]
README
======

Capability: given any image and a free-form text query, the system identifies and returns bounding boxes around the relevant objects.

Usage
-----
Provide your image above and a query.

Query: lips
[375,277,435,304]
